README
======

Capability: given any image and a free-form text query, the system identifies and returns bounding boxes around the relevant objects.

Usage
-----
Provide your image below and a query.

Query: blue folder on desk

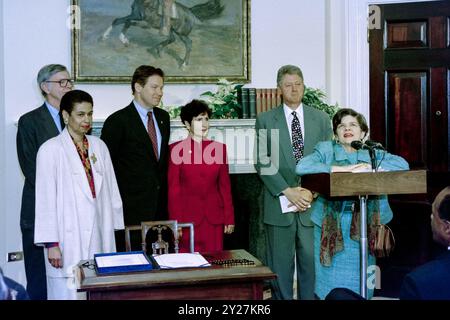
[94,251,159,275]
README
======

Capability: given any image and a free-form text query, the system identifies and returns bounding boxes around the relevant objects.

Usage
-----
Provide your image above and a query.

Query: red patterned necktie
[147,111,159,160]
[291,111,304,162]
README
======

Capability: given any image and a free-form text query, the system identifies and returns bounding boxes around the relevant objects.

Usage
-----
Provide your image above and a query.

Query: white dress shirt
[283,103,305,144]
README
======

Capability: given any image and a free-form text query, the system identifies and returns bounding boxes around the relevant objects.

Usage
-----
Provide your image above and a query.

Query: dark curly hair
[60,90,93,114]
[180,99,212,125]
[332,108,368,136]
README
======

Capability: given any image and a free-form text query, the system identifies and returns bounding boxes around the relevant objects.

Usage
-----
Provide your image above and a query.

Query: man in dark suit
[101,65,170,252]
[16,64,73,300]
[255,65,332,300]
[400,186,450,300]
[0,268,29,300]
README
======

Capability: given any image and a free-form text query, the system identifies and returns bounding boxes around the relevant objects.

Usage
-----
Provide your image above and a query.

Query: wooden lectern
[301,170,427,299]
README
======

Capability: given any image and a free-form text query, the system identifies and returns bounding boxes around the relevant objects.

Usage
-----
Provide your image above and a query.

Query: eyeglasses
[81,261,95,270]
[45,79,74,88]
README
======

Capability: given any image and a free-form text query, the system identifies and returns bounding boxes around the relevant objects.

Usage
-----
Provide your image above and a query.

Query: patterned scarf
[72,135,96,199]
[320,198,380,266]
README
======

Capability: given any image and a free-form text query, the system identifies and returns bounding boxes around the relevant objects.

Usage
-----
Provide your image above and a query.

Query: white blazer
[34,129,124,278]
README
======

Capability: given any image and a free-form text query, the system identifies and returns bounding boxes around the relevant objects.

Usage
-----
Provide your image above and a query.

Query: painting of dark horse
[72,0,249,83]
[101,0,224,68]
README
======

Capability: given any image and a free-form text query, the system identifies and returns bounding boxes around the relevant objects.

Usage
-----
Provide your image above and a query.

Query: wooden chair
[142,220,179,255]
[178,222,195,253]
[124,220,195,255]
[124,225,142,252]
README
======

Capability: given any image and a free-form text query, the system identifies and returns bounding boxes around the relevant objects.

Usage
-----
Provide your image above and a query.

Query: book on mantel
[93,251,159,275]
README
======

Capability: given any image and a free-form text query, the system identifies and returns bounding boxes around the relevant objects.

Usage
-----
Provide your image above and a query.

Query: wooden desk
[77,249,276,300]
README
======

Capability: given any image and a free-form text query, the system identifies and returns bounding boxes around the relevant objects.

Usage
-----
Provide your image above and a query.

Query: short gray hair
[37,64,68,96]
[276,65,304,88]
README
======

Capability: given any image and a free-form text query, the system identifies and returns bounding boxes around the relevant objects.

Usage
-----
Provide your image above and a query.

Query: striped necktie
[147,111,159,160]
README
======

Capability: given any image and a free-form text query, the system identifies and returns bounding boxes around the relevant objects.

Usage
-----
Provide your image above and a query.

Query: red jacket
[168,138,234,226]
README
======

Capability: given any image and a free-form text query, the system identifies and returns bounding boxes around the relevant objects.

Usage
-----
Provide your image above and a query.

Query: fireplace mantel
[92,119,257,174]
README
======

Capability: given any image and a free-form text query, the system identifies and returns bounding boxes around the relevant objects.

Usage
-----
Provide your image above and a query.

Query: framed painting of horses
[71,0,250,83]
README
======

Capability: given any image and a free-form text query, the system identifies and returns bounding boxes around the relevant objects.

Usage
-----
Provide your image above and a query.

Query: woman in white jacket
[34,90,124,300]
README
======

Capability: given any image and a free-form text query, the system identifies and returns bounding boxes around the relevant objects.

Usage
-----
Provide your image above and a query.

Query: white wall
[0,0,329,284]
[250,0,327,89]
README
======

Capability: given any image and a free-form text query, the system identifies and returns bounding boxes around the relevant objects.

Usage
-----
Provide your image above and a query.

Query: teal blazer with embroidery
[295,141,410,226]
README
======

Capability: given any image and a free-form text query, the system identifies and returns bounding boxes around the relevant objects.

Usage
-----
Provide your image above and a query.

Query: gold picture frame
[71,0,251,83]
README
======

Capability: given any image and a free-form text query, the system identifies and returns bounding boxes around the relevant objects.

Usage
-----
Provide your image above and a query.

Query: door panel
[370,0,450,298]
[386,21,428,48]
[387,71,428,168]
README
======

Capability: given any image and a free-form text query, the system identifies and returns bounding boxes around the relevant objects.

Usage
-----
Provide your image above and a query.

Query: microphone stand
[359,146,377,298]
[359,193,368,298]
[368,148,377,173]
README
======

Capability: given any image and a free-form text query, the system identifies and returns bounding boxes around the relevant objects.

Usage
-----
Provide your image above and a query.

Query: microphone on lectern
[350,140,385,151]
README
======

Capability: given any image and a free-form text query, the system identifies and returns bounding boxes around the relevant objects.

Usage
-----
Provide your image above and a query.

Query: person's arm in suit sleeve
[254,114,290,196]
[167,144,183,222]
[100,116,122,165]
[102,141,124,230]
[255,114,313,210]
[322,114,333,142]
[219,144,235,229]
[16,116,38,186]
[399,274,421,300]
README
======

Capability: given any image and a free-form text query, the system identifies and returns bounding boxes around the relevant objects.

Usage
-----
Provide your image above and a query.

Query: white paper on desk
[95,253,150,268]
[279,195,296,213]
[154,253,211,269]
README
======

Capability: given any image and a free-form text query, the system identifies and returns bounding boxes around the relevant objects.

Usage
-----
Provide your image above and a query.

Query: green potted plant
[198,78,243,119]
[302,87,340,119]
[162,78,242,119]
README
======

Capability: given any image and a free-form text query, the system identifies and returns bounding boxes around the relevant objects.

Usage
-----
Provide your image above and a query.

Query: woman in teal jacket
[296,108,409,299]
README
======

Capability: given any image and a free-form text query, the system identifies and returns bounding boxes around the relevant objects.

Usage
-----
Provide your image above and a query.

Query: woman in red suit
[168,100,235,252]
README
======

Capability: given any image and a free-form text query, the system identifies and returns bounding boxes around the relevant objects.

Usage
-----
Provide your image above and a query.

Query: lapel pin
[90,153,97,164]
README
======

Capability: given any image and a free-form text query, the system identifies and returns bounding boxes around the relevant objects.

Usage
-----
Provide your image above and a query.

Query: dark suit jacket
[3,275,29,300]
[101,102,170,225]
[400,250,450,300]
[16,104,60,231]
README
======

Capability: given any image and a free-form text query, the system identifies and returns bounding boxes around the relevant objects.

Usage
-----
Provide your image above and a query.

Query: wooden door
[369,0,450,297]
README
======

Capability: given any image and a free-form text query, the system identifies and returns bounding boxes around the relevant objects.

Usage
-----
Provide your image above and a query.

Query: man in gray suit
[255,65,332,300]
[16,64,73,299]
